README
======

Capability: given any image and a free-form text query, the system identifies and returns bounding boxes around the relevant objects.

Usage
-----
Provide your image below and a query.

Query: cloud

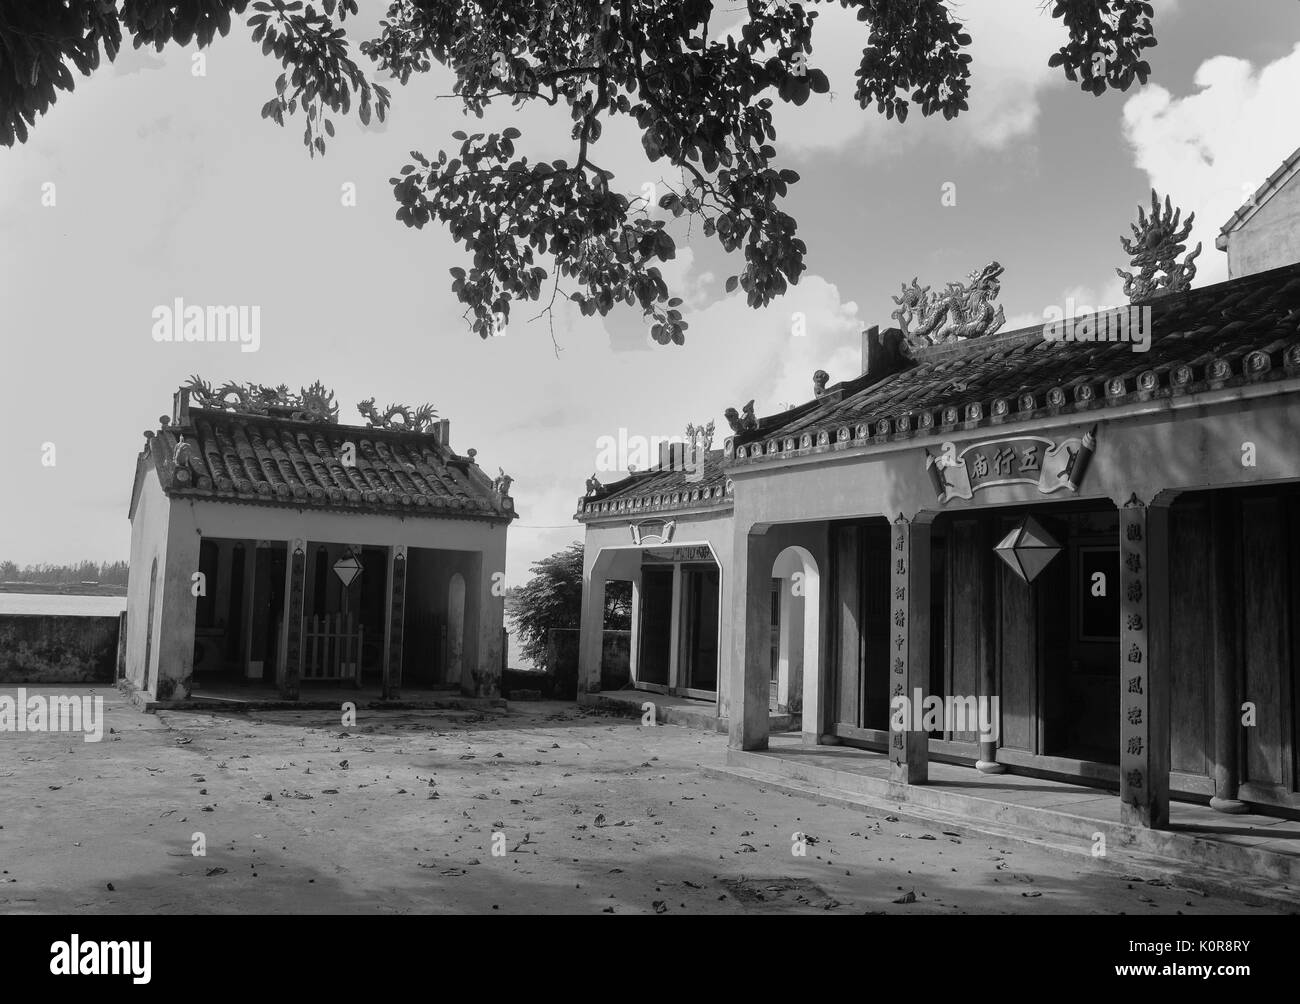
[1120,42,1300,283]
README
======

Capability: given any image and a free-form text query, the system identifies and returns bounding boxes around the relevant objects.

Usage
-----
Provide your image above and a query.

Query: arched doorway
[771,546,820,739]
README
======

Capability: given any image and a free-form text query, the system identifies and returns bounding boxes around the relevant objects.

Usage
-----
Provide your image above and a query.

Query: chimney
[437,418,450,448]
[173,387,191,427]
[861,325,907,380]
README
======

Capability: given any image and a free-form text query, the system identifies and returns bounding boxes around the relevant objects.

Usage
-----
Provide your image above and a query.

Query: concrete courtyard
[0,688,1286,915]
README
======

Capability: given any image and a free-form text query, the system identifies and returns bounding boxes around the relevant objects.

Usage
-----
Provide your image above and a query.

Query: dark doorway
[680,562,720,693]
[1036,508,1120,763]
[637,565,673,687]
[359,546,389,684]
[250,544,287,686]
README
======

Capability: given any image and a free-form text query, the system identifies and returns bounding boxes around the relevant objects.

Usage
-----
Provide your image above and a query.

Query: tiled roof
[726,261,1300,466]
[576,449,732,521]
[132,404,514,522]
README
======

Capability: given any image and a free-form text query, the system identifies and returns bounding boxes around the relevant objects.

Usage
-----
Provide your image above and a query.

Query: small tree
[507,541,630,668]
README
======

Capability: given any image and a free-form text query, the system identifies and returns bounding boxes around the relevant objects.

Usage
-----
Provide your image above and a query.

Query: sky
[2,0,1300,595]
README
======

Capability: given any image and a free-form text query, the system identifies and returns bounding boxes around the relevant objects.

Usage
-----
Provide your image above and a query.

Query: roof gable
[577,449,732,521]
[1218,145,1300,244]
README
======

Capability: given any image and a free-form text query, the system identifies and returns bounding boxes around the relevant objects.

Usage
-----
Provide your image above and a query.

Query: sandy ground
[0,689,1282,915]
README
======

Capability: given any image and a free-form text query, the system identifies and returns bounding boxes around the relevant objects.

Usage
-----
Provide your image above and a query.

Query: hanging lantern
[994,515,1062,584]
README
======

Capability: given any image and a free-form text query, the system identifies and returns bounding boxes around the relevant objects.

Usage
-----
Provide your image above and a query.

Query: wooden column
[383,545,408,700]
[246,541,271,679]
[280,539,306,700]
[1118,496,1171,828]
[890,514,930,785]
[668,562,684,691]
[1210,493,1247,813]
[977,518,1004,773]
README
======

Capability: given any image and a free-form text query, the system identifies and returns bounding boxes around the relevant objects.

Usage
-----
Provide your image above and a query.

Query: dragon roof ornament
[1117,189,1202,303]
[185,376,339,423]
[357,398,439,434]
[891,261,1006,350]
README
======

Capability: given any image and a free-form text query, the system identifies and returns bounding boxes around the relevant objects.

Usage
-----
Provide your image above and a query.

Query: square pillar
[890,515,931,785]
[155,524,201,701]
[383,545,407,700]
[627,569,643,685]
[577,567,608,697]
[1118,496,1171,828]
[279,538,306,700]
[472,541,507,698]
[729,526,775,751]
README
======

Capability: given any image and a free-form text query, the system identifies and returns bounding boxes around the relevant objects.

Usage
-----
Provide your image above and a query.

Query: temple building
[123,378,515,703]
[717,192,1300,826]
[572,187,1300,827]
[575,430,807,726]
[575,446,735,710]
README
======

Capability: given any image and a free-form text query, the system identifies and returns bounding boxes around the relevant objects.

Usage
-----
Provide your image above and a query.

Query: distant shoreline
[0,583,128,597]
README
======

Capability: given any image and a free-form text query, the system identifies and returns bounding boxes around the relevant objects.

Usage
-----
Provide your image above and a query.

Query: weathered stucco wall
[727,387,1300,529]
[1225,171,1300,278]
[124,462,173,695]
[0,615,121,684]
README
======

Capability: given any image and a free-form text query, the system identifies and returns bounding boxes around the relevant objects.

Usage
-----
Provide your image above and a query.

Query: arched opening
[143,557,159,691]
[771,545,820,735]
[447,572,466,687]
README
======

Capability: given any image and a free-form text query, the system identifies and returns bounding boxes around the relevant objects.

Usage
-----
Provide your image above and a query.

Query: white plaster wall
[1226,177,1300,278]
[124,468,171,692]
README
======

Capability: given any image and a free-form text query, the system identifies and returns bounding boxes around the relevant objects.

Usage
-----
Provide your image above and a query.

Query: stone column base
[975,760,1005,775]
[1209,796,1248,814]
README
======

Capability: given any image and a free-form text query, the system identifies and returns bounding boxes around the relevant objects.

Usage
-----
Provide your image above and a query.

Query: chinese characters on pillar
[1119,502,1148,807]
[890,519,908,762]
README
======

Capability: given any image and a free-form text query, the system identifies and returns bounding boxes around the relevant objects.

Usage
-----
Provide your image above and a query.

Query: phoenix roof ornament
[1117,190,1202,302]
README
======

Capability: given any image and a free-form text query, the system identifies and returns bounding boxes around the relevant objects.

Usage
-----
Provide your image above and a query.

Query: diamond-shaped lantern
[994,515,1062,584]
[332,551,362,589]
